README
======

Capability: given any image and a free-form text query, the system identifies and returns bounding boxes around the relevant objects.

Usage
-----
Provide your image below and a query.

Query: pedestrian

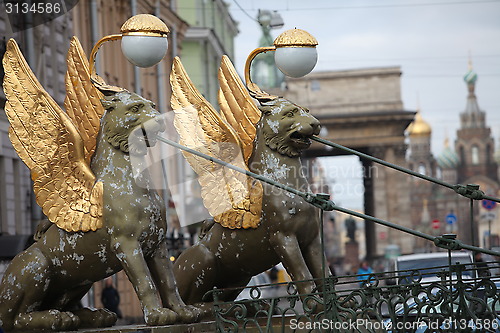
[101,277,122,318]
[357,261,373,286]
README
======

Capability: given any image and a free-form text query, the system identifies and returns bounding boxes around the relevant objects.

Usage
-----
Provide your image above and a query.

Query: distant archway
[278,67,415,258]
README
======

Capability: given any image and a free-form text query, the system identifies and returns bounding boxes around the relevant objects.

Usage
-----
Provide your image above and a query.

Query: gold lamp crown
[120,14,169,37]
[273,28,318,47]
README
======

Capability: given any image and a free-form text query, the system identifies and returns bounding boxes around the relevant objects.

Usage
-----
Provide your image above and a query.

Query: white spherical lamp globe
[273,28,318,78]
[274,47,317,78]
[120,14,170,68]
[121,36,168,68]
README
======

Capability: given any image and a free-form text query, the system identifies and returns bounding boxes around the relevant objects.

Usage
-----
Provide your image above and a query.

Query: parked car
[395,251,475,284]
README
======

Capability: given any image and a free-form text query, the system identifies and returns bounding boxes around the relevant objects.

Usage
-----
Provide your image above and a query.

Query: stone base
[45,316,385,333]
[63,321,217,333]
[9,322,216,333]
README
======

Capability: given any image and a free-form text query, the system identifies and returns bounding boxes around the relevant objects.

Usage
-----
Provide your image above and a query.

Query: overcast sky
[228,0,500,210]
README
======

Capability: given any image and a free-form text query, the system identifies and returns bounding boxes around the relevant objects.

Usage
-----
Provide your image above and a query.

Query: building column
[366,144,413,257]
[362,157,376,261]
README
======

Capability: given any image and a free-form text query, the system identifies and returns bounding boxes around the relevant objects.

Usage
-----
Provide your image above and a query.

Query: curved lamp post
[244,28,318,100]
[88,14,169,91]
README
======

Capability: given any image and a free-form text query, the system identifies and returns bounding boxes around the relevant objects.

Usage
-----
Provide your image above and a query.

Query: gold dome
[273,28,318,47]
[407,111,431,136]
[120,14,169,37]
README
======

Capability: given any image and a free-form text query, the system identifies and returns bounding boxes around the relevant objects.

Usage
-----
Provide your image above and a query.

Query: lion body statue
[172,97,328,309]
[0,91,199,331]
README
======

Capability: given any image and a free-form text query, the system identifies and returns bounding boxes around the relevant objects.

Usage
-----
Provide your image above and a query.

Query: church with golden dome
[407,62,499,250]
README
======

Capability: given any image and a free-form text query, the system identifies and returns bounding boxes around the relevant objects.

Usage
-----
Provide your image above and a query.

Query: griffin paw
[93,308,118,327]
[175,305,202,323]
[144,307,178,326]
[73,307,117,328]
[14,310,80,331]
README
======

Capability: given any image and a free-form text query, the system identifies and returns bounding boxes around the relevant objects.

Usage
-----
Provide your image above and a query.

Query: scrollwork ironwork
[213,261,500,332]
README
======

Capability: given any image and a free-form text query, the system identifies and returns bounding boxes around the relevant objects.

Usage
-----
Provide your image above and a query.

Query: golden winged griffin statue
[0,38,200,331]
[0,23,328,331]
[169,57,329,312]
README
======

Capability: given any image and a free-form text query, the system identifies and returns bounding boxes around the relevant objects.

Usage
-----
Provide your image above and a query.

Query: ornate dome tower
[407,111,432,137]
[407,110,435,177]
[437,137,459,183]
[455,59,498,182]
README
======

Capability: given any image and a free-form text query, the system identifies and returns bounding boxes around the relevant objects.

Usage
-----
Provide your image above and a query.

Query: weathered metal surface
[169,56,327,312]
[0,38,199,331]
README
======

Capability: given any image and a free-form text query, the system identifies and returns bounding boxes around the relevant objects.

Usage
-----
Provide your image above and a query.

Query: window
[459,146,465,165]
[418,163,426,175]
[471,145,479,165]
[436,167,442,180]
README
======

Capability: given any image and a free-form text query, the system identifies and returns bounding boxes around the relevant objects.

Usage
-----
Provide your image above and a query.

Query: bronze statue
[0,38,199,331]
[345,216,357,242]
[170,56,328,313]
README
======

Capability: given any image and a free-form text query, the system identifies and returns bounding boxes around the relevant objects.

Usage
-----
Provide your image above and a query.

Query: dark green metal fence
[210,263,500,332]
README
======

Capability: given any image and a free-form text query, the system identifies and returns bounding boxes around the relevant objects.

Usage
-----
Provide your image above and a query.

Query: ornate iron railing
[155,134,500,332]
[211,263,500,332]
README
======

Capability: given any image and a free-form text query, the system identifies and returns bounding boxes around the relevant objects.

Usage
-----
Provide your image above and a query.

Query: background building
[0,2,73,276]
[176,0,238,104]
[279,67,414,259]
[407,62,500,252]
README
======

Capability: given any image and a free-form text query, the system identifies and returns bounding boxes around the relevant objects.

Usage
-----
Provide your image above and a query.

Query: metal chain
[311,136,498,202]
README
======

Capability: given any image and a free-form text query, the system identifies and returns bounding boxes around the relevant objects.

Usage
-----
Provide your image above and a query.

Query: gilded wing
[64,36,105,163]
[170,57,262,229]
[3,39,103,232]
[218,55,261,163]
